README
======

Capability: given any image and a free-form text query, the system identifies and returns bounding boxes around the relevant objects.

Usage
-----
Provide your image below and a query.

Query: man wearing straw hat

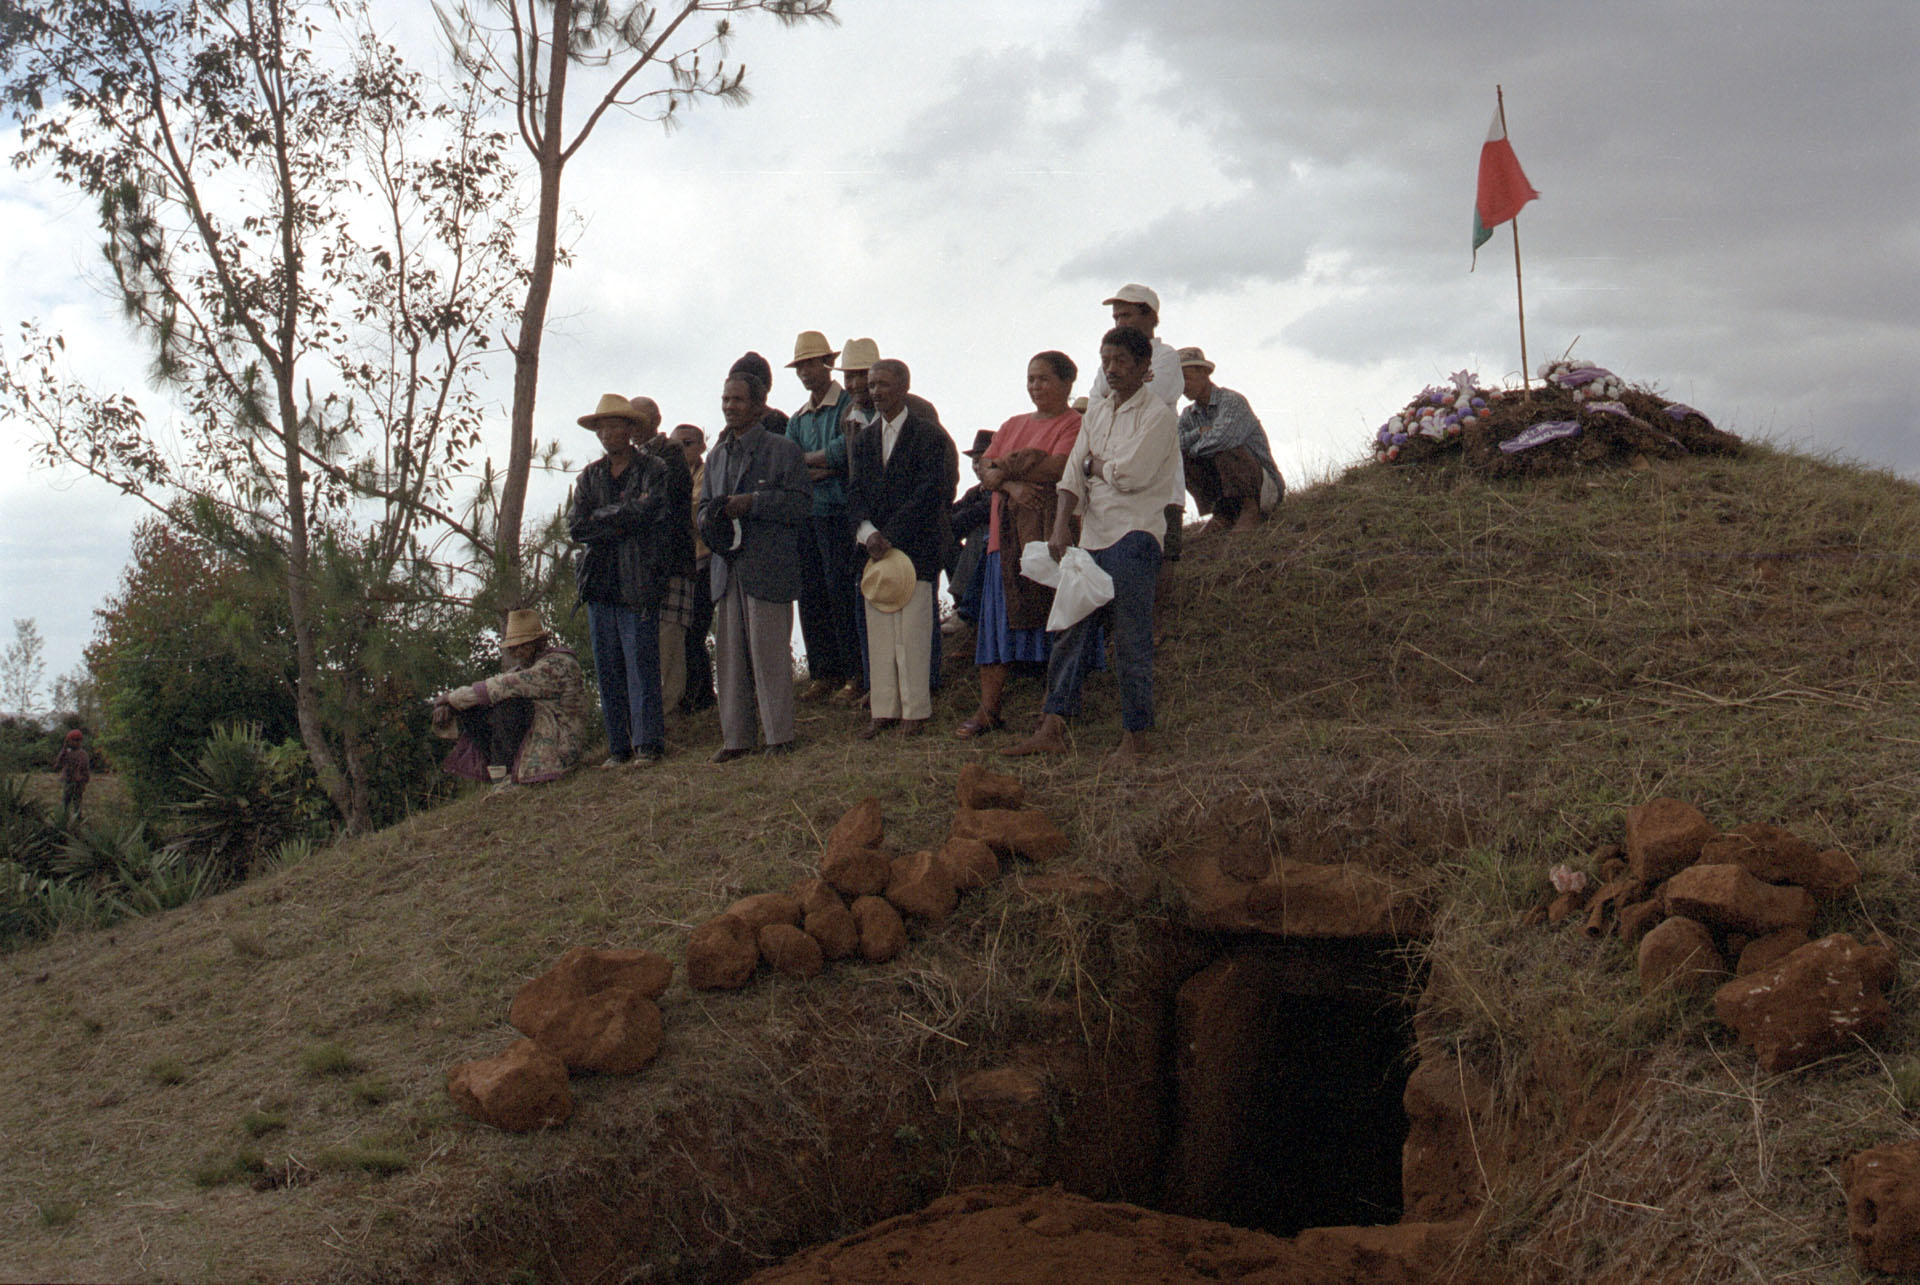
[700,367,812,761]
[783,330,862,703]
[568,393,689,766]
[847,358,955,738]
[434,609,589,788]
[1175,347,1284,533]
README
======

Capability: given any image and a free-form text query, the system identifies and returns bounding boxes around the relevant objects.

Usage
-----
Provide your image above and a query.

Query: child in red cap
[52,728,91,822]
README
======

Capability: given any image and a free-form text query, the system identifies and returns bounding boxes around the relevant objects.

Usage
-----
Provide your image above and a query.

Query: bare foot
[1108,730,1151,766]
[1002,714,1069,757]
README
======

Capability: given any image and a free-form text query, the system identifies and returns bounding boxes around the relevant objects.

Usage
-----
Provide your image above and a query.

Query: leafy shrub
[87,522,298,814]
[0,774,63,877]
[0,860,51,947]
[0,714,59,776]
[168,724,325,885]
[0,811,218,952]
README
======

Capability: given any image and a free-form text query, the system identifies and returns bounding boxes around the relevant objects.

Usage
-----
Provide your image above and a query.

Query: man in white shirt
[1004,326,1178,765]
[1086,282,1188,574]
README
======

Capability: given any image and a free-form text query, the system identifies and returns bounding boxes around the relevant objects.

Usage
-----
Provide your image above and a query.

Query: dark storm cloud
[1063,0,1919,464]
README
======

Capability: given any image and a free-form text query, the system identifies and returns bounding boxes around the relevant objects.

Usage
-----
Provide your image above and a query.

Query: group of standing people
[434,283,1284,786]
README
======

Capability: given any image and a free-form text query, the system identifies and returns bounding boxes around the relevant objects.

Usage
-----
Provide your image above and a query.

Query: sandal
[954,712,1004,740]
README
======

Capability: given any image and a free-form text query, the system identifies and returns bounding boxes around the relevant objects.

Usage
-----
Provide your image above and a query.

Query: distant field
[12,769,132,823]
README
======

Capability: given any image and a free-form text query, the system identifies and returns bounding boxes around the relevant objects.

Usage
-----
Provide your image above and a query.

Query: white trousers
[866,580,934,721]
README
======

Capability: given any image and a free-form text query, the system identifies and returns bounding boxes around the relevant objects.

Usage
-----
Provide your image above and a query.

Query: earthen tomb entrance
[1159,934,1417,1237]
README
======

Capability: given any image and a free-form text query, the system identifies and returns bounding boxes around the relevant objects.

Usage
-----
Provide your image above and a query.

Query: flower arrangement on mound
[1371,359,1742,476]
[1372,369,1497,462]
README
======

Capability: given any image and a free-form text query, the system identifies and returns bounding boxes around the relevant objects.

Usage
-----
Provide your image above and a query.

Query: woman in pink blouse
[955,351,1083,738]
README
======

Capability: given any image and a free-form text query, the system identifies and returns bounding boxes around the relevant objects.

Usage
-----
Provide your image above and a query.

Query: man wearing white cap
[785,330,862,702]
[1176,347,1285,532]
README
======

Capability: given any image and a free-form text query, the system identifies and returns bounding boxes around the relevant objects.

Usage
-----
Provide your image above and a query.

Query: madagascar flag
[1472,100,1538,266]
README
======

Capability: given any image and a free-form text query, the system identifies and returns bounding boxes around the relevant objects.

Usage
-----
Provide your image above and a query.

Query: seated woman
[955,351,1083,738]
[434,610,590,788]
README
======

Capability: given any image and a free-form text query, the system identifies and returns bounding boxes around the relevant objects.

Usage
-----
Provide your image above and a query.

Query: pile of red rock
[686,763,1068,992]
[440,766,1066,1133]
[1536,799,1920,1271]
[447,945,674,1132]
[1534,797,1888,1073]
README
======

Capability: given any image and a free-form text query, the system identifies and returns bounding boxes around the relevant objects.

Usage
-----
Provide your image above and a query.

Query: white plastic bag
[1020,541,1113,632]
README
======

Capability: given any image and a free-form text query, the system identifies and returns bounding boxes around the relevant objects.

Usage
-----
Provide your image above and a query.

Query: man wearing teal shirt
[787,329,861,701]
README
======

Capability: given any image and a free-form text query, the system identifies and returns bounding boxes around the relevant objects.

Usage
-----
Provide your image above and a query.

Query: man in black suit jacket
[847,358,956,737]
[698,369,812,761]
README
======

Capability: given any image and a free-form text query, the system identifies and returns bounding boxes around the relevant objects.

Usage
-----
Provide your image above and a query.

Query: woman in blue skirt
[955,351,1083,738]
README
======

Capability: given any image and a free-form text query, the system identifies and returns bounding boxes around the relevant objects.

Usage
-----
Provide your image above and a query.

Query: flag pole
[1500,85,1531,392]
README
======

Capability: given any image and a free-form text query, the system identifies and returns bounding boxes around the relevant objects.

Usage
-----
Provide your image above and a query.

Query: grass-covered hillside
[5,444,1919,1283]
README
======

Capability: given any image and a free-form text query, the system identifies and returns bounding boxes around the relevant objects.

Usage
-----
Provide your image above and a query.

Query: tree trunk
[494,0,576,603]
[262,0,367,835]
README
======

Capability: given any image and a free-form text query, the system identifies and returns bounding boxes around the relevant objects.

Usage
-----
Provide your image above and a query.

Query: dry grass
[3,443,1919,1281]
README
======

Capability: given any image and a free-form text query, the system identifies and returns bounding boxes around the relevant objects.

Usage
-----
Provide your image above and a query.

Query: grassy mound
[4,443,1918,1282]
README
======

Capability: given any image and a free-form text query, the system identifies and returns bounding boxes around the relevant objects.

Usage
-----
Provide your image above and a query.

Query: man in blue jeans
[569,393,691,766]
[1004,326,1178,765]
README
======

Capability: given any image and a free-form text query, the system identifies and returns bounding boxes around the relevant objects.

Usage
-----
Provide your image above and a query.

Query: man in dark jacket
[847,358,956,737]
[569,393,691,766]
[699,369,813,761]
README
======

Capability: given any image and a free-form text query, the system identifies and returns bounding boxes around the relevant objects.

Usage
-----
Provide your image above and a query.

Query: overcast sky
[2,0,1916,694]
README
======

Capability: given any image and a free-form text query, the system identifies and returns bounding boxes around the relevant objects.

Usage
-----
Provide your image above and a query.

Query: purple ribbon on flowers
[1499,421,1582,453]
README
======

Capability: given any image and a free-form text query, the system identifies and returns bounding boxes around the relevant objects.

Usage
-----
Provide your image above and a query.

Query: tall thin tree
[436,0,835,599]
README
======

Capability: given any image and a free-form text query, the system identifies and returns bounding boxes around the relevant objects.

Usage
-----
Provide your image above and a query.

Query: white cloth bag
[1019,541,1114,632]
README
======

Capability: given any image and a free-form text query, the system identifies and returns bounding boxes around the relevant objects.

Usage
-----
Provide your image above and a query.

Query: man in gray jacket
[698,368,813,761]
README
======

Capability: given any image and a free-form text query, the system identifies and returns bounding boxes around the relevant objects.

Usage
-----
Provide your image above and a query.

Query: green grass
[145,1057,186,1087]
[1,444,1916,1282]
[189,1148,265,1188]
[350,1077,395,1107]
[36,1200,78,1229]
[312,1143,408,1176]
[298,1042,360,1077]
[241,1110,287,1138]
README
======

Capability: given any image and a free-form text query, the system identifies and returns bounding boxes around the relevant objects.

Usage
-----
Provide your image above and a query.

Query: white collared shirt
[876,405,907,465]
[1089,335,1186,507]
[1059,385,1180,552]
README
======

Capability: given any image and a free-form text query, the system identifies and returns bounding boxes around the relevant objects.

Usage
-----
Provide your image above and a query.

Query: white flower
[1548,863,1589,895]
